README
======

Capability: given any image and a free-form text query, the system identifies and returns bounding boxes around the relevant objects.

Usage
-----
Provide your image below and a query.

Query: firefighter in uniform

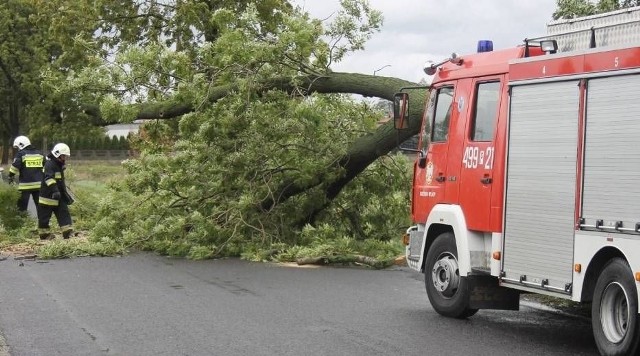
[38,143,73,240]
[8,136,44,212]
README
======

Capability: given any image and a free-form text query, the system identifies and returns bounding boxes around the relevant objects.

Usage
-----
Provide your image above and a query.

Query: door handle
[480,177,493,184]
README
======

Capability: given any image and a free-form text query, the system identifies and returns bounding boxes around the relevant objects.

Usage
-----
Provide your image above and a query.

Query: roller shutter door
[582,75,640,232]
[502,80,579,293]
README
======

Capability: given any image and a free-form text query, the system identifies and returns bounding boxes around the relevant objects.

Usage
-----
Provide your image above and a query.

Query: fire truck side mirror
[418,156,427,169]
[393,92,409,129]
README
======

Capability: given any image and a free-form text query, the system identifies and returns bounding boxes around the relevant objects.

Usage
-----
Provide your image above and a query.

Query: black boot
[62,229,73,239]
[39,233,54,240]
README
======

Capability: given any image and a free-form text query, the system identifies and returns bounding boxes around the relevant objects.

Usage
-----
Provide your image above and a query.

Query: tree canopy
[0,0,113,161]
[553,0,640,19]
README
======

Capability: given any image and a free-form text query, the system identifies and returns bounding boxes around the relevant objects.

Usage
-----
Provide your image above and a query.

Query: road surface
[0,253,598,355]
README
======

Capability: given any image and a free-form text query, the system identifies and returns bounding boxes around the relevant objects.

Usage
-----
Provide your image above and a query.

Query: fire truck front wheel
[592,258,640,356]
[424,232,478,319]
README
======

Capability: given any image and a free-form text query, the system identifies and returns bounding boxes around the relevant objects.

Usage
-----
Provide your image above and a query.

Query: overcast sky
[293,0,559,82]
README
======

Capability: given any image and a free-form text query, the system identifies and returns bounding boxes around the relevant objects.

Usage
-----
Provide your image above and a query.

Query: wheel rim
[431,252,460,298]
[600,282,630,344]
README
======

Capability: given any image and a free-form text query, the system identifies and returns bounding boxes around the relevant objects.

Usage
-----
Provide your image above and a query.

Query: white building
[105,123,140,138]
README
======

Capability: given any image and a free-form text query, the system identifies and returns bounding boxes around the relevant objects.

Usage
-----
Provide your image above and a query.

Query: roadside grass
[63,160,124,232]
[65,160,124,183]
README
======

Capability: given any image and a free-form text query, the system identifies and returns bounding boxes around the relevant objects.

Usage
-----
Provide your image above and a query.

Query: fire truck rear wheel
[424,232,477,319]
[592,258,640,356]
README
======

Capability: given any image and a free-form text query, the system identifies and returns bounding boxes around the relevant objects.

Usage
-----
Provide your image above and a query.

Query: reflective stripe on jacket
[10,148,44,191]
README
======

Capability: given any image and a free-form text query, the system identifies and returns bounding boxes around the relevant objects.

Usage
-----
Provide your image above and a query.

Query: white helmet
[52,143,71,158]
[13,136,31,150]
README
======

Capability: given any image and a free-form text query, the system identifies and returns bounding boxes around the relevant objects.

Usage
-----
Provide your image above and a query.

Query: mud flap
[467,275,520,310]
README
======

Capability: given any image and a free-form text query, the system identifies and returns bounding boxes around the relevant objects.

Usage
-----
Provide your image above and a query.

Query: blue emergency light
[477,40,493,53]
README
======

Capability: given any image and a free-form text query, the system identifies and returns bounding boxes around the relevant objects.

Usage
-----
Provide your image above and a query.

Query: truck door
[412,85,455,223]
[457,79,503,231]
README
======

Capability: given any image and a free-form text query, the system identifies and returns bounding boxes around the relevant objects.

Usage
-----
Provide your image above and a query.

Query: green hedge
[39,134,132,151]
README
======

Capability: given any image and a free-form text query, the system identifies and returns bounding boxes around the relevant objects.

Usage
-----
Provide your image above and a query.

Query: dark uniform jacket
[38,154,68,207]
[9,146,44,191]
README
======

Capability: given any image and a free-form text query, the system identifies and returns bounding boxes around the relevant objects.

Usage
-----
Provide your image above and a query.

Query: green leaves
[324,0,383,63]
[553,0,639,20]
[0,184,29,232]
[88,86,410,260]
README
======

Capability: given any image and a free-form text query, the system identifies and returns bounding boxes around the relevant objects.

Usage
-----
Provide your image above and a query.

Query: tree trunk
[82,72,421,124]
[259,77,427,215]
[1,138,8,165]
[9,101,19,139]
[3,101,20,165]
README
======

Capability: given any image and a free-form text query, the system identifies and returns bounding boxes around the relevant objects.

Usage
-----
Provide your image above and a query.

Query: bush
[0,183,30,231]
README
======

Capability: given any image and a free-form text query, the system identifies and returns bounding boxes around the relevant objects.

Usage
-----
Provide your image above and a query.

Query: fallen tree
[49,0,430,260]
[83,71,426,221]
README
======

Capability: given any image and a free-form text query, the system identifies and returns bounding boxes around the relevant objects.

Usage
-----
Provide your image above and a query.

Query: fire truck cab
[395,8,640,356]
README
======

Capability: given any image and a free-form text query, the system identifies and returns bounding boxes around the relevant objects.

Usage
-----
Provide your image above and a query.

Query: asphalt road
[0,253,598,356]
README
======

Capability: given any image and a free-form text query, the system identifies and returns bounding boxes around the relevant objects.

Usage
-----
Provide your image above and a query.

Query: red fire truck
[394,8,640,356]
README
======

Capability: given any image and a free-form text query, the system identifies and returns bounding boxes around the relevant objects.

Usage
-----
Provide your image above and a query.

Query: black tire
[592,258,640,356]
[424,232,478,319]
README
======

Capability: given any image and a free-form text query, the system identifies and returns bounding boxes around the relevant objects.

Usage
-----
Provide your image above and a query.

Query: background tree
[0,0,110,163]
[553,0,639,19]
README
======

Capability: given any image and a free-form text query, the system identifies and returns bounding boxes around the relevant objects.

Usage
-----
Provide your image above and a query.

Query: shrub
[0,184,30,231]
